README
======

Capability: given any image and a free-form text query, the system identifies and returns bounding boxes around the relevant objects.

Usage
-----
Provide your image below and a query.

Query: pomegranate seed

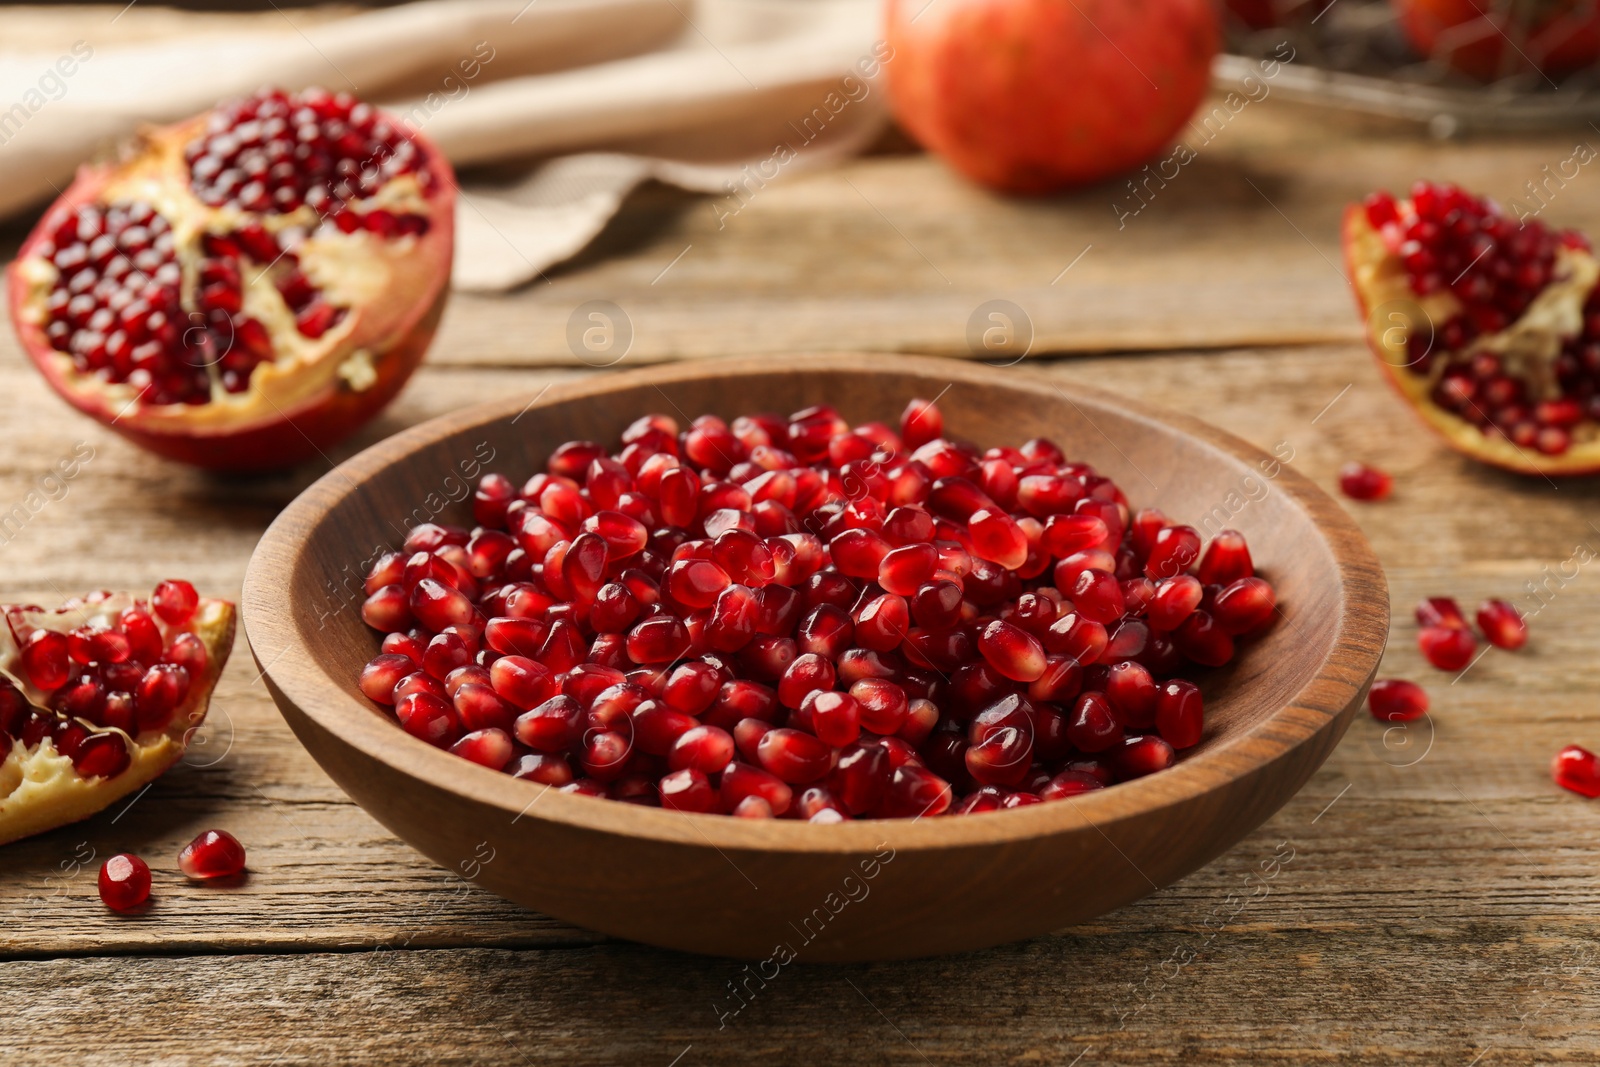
[900,397,944,450]
[1109,734,1176,779]
[660,768,717,812]
[178,829,246,879]
[1045,612,1107,663]
[99,854,151,912]
[1174,611,1235,667]
[1552,745,1600,798]
[1040,770,1105,800]
[1416,596,1468,630]
[875,764,952,818]
[668,724,735,774]
[809,691,862,747]
[756,727,834,783]
[830,528,891,578]
[1154,678,1203,747]
[1338,462,1393,501]
[1367,679,1428,722]
[134,663,190,730]
[1067,692,1122,753]
[515,695,583,752]
[626,615,691,664]
[20,630,70,690]
[1144,525,1200,580]
[778,652,836,709]
[1418,626,1476,671]
[1212,577,1277,635]
[978,619,1046,682]
[1106,661,1158,730]
[1147,575,1202,631]
[397,692,461,747]
[449,728,514,770]
[1196,529,1253,585]
[721,761,794,815]
[968,508,1027,570]
[152,579,199,624]
[1476,599,1527,650]
[1070,568,1125,625]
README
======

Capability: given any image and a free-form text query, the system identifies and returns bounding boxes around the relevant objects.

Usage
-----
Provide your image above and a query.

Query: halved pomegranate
[7,88,455,471]
[1344,181,1600,475]
[0,583,234,845]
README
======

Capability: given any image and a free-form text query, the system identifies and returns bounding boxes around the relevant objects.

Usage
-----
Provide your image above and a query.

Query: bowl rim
[244,354,1389,855]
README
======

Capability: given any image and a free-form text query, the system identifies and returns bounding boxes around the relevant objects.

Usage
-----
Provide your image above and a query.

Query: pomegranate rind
[7,106,455,472]
[1392,0,1600,81]
[1342,204,1600,476]
[0,594,235,846]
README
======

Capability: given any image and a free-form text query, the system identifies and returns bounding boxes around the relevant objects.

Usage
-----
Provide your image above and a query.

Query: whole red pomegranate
[1224,0,1332,28]
[884,0,1220,193]
[1393,0,1600,80]
[8,87,455,471]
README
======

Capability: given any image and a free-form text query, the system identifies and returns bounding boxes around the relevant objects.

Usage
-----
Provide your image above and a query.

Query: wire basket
[1216,0,1600,134]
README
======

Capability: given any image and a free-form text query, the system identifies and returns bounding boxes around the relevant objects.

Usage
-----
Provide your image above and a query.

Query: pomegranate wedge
[0,586,235,846]
[1344,180,1600,475]
[8,87,455,472]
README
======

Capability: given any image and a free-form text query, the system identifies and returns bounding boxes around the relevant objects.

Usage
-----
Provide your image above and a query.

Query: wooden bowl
[243,355,1388,961]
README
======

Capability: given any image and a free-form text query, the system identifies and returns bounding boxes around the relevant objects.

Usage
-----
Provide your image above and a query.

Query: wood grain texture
[1,70,1599,1057]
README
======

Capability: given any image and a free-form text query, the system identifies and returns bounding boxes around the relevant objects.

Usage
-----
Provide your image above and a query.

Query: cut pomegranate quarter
[1344,181,1600,475]
[7,87,455,471]
[0,585,235,845]
[353,396,1282,818]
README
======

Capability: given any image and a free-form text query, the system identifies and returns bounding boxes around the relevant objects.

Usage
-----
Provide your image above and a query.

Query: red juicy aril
[8,87,455,471]
[1344,181,1600,475]
[0,582,235,845]
[356,398,1279,819]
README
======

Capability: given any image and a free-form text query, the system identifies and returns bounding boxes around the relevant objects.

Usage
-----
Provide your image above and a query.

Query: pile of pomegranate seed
[357,399,1279,819]
[1337,462,1392,502]
[1363,181,1597,456]
[1414,595,1526,671]
[2,581,210,781]
[185,88,432,218]
[1552,745,1600,798]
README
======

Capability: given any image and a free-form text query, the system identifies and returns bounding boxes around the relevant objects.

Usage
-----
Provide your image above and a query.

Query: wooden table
[4,86,1599,1064]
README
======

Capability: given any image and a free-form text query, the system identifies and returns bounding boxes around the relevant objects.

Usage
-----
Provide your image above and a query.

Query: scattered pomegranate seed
[98,854,151,912]
[1337,462,1393,502]
[354,398,1280,816]
[1552,745,1600,798]
[178,829,247,879]
[1476,599,1527,650]
[1418,626,1477,671]
[1367,679,1429,722]
[1416,596,1468,630]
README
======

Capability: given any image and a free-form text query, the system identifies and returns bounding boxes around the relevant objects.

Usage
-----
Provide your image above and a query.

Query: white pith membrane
[1347,209,1600,474]
[0,593,234,846]
[11,112,449,435]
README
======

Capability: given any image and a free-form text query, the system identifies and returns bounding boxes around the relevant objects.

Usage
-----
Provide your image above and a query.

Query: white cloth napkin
[0,0,888,290]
